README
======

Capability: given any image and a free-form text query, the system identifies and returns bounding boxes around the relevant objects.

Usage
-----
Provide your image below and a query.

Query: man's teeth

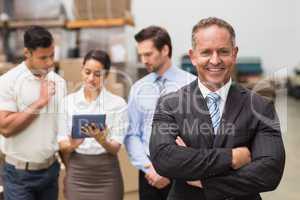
[207,68,223,72]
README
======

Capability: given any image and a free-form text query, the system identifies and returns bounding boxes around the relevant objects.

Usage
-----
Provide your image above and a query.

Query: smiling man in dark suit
[150,17,285,200]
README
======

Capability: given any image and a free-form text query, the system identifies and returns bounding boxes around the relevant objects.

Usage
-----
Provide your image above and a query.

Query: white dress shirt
[198,78,232,118]
[57,86,128,155]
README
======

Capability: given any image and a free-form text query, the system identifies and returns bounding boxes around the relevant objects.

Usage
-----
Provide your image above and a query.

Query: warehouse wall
[130,0,300,75]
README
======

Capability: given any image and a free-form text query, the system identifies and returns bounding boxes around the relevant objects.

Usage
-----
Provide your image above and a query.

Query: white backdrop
[127,0,300,75]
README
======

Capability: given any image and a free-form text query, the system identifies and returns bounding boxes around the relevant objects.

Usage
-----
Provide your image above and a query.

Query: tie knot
[155,76,166,83]
[206,92,220,103]
[155,76,166,94]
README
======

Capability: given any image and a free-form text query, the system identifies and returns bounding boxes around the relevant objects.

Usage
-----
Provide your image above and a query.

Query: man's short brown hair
[134,26,172,58]
[192,17,236,49]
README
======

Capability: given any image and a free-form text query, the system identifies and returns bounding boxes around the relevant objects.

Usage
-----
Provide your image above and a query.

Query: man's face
[137,39,168,73]
[25,44,55,78]
[189,25,238,90]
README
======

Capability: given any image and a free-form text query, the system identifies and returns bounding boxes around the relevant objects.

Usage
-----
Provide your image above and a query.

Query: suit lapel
[213,83,247,147]
[188,80,215,147]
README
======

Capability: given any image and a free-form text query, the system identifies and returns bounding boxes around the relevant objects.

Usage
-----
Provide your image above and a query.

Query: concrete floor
[262,96,300,200]
[124,191,138,200]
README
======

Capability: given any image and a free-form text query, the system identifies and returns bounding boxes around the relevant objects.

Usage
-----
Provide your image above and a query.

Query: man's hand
[231,147,251,170]
[175,136,203,188]
[145,164,170,189]
[36,79,55,108]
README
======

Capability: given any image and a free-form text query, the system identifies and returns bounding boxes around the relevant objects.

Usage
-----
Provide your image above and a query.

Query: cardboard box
[0,0,3,14]
[0,36,3,55]
[119,147,138,193]
[109,33,127,63]
[79,27,126,59]
[12,0,62,20]
[241,77,276,102]
[0,62,15,75]
[9,28,74,61]
[0,54,6,63]
[106,82,125,98]
[59,58,83,93]
[1,0,13,19]
[63,0,131,20]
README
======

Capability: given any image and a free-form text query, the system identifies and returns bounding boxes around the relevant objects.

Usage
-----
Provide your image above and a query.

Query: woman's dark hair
[83,50,111,72]
[134,26,172,58]
[24,26,53,50]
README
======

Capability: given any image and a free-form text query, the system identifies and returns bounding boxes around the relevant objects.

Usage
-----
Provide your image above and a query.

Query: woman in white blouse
[58,50,128,200]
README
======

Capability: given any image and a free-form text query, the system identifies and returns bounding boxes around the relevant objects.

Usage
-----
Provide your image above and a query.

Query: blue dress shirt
[124,65,196,172]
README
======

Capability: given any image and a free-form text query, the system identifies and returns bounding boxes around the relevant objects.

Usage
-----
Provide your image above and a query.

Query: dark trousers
[3,161,60,200]
[139,170,171,200]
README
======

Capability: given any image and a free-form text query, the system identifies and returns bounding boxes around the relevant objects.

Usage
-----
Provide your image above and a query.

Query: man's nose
[46,57,54,68]
[209,51,221,65]
[141,56,148,65]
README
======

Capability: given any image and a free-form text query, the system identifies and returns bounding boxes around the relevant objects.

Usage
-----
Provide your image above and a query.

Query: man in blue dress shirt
[124,26,196,200]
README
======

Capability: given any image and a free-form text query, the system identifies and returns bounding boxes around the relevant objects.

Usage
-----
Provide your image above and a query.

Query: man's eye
[200,51,210,56]
[219,49,230,56]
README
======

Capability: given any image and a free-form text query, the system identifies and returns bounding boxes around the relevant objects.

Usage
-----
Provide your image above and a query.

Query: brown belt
[5,155,57,171]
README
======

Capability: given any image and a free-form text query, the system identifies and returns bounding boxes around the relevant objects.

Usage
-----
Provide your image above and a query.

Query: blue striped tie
[206,93,221,134]
[155,76,166,94]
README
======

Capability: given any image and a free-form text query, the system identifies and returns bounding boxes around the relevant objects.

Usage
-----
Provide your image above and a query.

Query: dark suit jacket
[150,80,285,200]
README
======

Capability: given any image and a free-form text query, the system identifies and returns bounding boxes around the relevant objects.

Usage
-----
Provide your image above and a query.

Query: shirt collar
[21,62,35,80]
[22,61,54,81]
[198,78,232,102]
[153,65,178,82]
[75,86,107,105]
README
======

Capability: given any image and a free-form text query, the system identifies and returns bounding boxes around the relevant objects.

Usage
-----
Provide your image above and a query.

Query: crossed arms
[150,96,285,199]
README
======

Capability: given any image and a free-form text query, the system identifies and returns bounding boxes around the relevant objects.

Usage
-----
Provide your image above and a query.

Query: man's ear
[233,46,239,59]
[23,48,31,59]
[188,48,197,66]
[232,46,239,63]
[161,44,169,57]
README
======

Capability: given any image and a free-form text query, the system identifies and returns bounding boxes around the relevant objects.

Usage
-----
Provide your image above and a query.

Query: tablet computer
[71,114,106,138]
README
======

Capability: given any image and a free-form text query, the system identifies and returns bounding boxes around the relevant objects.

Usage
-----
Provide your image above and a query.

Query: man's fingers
[176,136,187,147]
[145,174,154,186]
[187,180,203,188]
[155,177,170,189]
[232,147,252,169]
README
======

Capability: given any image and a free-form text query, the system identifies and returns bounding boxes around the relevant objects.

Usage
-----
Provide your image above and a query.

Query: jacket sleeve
[202,102,285,200]
[150,95,233,180]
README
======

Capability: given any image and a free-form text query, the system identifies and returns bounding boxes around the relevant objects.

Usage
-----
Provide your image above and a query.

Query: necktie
[206,93,221,134]
[155,76,166,94]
